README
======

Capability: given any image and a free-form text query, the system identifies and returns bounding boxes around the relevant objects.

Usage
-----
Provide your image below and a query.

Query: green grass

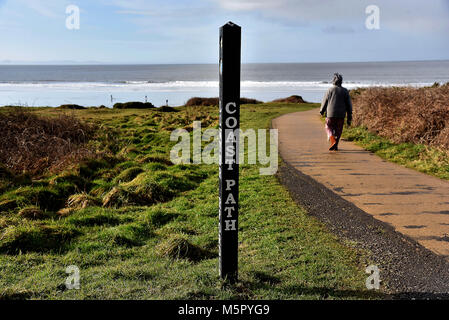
[343,125,449,180]
[0,103,378,300]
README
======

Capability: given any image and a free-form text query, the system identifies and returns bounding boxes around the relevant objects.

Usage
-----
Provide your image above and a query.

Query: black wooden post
[219,21,240,283]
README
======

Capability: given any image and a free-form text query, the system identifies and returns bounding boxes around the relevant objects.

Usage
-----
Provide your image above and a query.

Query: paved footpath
[272,109,449,257]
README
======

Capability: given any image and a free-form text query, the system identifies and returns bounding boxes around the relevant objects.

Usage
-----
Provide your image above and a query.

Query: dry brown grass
[351,84,449,151]
[0,109,97,176]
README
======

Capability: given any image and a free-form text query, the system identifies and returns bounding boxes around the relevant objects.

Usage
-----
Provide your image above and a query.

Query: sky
[0,0,448,64]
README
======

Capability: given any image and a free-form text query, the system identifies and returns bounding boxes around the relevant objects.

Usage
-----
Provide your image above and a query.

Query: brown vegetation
[57,104,86,110]
[351,85,449,150]
[271,95,308,104]
[113,102,155,109]
[0,109,97,176]
[185,97,262,107]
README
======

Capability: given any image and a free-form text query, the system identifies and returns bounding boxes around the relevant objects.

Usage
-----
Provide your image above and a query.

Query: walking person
[320,73,353,151]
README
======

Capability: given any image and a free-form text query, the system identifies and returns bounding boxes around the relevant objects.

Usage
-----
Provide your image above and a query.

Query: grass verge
[0,103,378,299]
[343,125,449,180]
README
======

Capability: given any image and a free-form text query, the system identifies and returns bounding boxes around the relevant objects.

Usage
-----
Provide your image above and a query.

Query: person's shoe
[329,136,337,150]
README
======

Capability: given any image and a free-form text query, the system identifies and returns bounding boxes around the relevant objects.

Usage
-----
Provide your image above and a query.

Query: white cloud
[216,0,449,33]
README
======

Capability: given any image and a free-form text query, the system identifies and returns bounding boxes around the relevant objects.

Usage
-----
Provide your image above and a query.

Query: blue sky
[0,0,449,64]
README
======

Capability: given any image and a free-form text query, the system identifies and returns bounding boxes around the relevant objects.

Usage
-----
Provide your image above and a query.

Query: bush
[240,97,263,104]
[271,95,308,103]
[0,110,97,175]
[113,102,155,109]
[158,106,177,112]
[57,104,86,110]
[351,86,449,150]
[185,97,262,107]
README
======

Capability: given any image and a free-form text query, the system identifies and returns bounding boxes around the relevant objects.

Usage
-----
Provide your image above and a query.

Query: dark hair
[333,73,343,86]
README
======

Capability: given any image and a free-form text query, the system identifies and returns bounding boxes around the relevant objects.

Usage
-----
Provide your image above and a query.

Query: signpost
[219,21,241,283]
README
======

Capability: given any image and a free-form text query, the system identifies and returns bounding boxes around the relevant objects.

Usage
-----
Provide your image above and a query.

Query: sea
[0,60,448,107]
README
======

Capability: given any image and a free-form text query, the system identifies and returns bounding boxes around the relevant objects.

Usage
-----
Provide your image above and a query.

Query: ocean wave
[0,80,436,91]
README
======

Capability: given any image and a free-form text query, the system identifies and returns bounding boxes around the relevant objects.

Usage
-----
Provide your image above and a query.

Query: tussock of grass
[0,199,18,213]
[49,172,91,191]
[9,184,74,212]
[102,187,144,208]
[98,222,153,247]
[144,208,180,228]
[102,171,199,208]
[137,154,173,166]
[112,167,144,184]
[0,288,34,300]
[0,222,79,253]
[18,206,44,220]
[156,234,213,262]
[66,193,101,210]
[65,208,122,227]
[89,180,114,198]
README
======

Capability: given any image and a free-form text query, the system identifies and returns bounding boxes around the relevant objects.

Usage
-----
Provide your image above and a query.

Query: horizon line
[1,58,449,66]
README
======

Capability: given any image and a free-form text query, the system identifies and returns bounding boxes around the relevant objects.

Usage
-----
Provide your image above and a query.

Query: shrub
[185,97,219,107]
[271,95,308,103]
[113,102,155,109]
[0,110,97,175]
[240,97,263,104]
[57,104,86,110]
[185,97,262,107]
[158,106,177,112]
[351,86,449,151]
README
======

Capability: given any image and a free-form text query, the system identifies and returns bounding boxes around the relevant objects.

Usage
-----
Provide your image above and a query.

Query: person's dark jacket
[320,85,353,124]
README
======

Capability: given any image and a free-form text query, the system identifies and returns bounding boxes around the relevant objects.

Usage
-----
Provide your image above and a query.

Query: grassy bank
[343,126,449,180]
[0,103,376,300]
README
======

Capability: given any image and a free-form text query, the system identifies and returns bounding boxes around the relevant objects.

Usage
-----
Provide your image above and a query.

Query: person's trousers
[325,117,345,145]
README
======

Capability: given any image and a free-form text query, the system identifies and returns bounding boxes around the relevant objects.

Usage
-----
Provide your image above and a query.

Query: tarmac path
[272,109,449,257]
